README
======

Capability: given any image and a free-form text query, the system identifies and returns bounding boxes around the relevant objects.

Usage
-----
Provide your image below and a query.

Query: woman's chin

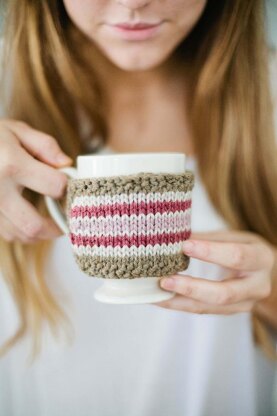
[102,50,168,72]
[113,61,160,72]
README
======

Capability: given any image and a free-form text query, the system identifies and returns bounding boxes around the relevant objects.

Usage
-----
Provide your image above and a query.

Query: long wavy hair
[0,0,276,361]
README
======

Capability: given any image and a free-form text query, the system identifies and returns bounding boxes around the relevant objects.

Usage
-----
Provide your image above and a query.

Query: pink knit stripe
[70,199,191,218]
[70,210,191,236]
[70,229,191,248]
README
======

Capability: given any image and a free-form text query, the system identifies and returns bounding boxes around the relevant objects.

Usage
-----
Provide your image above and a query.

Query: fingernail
[160,278,175,289]
[183,240,194,253]
[56,153,73,164]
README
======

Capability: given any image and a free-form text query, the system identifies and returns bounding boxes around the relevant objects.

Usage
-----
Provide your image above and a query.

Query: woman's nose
[116,0,151,10]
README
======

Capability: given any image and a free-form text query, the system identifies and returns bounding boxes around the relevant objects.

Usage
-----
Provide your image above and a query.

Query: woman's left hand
[154,230,276,315]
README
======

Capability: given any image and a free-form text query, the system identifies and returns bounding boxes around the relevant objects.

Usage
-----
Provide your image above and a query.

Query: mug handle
[44,167,78,235]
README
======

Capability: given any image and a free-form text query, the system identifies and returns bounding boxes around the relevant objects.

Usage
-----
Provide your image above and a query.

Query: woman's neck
[95,42,185,92]
[94,48,194,156]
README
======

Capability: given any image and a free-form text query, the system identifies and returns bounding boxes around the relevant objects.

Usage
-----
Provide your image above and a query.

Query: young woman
[0,1,276,415]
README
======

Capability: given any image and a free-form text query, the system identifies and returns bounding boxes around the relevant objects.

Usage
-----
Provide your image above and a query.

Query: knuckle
[0,149,20,178]
[181,283,193,297]
[202,242,211,257]
[231,246,245,268]
[216,287,235,305]
[41,135,59,153]
[2,161,20,178]
[23,220,44,239]
[259,282,272,299]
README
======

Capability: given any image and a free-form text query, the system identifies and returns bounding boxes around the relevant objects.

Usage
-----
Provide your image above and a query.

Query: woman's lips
[106,22,163,41]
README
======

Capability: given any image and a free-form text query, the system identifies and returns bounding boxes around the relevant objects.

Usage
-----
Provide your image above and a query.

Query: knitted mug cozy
[66,171,194,279]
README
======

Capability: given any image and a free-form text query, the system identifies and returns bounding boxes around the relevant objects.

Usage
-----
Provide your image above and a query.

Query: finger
[3,120,72,166]
[0,190,63,240]
[15,151,69,199]
[0,132,69,199]
[154,294,255,315]
[190,230,261,244]
[182,239,265,271]
[0,213,36,243]
[0,214,19,242]
[159,274,270,305]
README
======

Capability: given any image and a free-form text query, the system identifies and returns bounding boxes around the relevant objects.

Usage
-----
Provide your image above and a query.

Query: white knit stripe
[72,241,184,257]
[69,209,191,237]
[71,191,192,208]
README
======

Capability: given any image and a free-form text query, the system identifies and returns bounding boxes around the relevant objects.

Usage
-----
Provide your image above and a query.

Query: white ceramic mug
[44,152,190,305]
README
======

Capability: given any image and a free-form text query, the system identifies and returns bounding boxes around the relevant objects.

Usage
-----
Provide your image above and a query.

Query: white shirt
[0,52,277,416]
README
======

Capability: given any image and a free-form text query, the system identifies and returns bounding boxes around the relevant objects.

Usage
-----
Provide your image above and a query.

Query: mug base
[93,277,175,304]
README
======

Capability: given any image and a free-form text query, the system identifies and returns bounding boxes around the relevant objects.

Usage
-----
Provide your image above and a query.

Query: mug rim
[76,152,187,178]
[77,152,186,162]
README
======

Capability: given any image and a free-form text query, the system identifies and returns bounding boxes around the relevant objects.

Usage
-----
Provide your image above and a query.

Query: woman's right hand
[0,120,73,243]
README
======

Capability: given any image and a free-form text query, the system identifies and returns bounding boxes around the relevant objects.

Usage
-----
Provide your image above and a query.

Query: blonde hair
[0,0,276,360]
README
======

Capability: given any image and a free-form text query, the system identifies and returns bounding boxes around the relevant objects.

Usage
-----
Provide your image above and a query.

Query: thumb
[189,230,227,240]
[190,230,258,243]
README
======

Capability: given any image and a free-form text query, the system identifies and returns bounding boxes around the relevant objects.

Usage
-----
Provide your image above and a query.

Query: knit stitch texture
[66,171,194,279]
